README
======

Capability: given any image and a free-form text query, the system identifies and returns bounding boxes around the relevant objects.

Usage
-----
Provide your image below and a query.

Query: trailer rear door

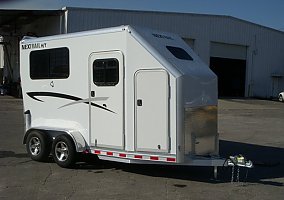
[135,69,169,152]
[89,51,124,149]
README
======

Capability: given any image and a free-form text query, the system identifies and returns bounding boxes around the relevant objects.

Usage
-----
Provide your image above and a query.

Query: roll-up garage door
[210,42,247,97]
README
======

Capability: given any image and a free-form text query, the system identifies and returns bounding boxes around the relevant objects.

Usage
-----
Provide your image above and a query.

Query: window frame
[29,47,70,80]
[92,58,119,87]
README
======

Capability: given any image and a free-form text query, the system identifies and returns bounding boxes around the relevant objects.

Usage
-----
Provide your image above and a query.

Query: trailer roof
[21,25,128,43]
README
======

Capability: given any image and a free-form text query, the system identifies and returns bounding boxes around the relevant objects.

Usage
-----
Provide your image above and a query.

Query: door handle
[91,91,95,97]
[137,99,142,106]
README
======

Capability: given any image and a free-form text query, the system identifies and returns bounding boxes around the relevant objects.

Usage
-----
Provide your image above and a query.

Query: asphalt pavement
[0,96,283,200]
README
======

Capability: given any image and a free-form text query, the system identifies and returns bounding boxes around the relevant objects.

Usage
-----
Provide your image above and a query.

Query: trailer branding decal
[26,92,115,113]
[152,33,173,40]
[21,43,47,50]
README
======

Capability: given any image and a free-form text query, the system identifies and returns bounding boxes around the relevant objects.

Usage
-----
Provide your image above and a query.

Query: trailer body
[20,25,222,167]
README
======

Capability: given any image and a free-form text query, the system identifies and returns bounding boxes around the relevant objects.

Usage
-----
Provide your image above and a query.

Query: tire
[26,130,51,162]
[279,94,283,102]
[52,135,76,168]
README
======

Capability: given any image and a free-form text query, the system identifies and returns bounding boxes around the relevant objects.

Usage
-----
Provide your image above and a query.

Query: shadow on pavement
[74,140,284,186]
[219,140,284,186]
[3,140,282,186]
[0,151,28,158]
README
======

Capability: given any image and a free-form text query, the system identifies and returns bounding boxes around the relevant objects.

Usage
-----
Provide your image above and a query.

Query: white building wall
[66,8,284,98]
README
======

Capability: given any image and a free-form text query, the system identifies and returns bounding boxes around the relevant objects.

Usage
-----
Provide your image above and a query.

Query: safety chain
[227,154,253,183]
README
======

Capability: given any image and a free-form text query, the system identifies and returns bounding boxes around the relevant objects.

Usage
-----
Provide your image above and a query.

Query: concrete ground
[0,96,283,200]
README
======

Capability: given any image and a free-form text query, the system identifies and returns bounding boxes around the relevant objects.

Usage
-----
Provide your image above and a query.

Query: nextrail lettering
[152,33,173,40]
[21,43,47,50]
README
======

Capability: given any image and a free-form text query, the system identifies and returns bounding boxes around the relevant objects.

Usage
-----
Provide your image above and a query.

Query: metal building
[0,7,284,98]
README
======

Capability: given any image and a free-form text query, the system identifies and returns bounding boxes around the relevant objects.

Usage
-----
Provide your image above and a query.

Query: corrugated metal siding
[183,38,195,50]
[66,8,284,98]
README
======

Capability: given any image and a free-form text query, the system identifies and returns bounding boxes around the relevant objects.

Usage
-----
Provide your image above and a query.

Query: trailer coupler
[213,155,253,180]
[226,154,253,168]
[224,154,253,182]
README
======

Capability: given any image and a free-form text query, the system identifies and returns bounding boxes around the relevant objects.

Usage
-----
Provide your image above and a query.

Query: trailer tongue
[83,147,253,180]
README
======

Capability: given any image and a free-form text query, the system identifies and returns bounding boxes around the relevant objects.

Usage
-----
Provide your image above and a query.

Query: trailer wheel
[52,135,76,168]
[26,130,51,161]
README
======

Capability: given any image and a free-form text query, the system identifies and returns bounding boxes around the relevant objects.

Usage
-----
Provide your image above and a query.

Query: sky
[1,0,284,31]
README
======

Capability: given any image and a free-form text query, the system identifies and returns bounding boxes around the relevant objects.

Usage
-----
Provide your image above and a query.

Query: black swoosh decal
[27,92,115,113]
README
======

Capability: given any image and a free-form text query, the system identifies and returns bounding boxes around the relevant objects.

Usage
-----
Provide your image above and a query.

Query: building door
[210,42,247,97]
[210,57,246,97]
[135,69,169,152]
[89,51,124,149]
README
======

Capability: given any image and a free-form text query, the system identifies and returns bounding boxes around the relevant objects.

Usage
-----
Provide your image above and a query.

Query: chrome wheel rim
[29,137,41,156]
[55,141,69,162]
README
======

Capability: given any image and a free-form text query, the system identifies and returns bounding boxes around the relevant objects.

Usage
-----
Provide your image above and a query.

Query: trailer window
[166,46,193,61]
[93,58,119,86]
[30,47,69,79]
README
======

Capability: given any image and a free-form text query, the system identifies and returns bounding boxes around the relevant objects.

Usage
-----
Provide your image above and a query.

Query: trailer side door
[135,69,169,152]
[89,51,124,149]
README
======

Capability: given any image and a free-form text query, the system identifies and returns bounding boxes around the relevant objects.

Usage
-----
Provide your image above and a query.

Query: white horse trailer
[20,25,251,175]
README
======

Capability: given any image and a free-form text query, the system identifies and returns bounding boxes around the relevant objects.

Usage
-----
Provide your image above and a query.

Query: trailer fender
[23,128,51,144]
[65,130,88,152]
[23,128,88,152]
